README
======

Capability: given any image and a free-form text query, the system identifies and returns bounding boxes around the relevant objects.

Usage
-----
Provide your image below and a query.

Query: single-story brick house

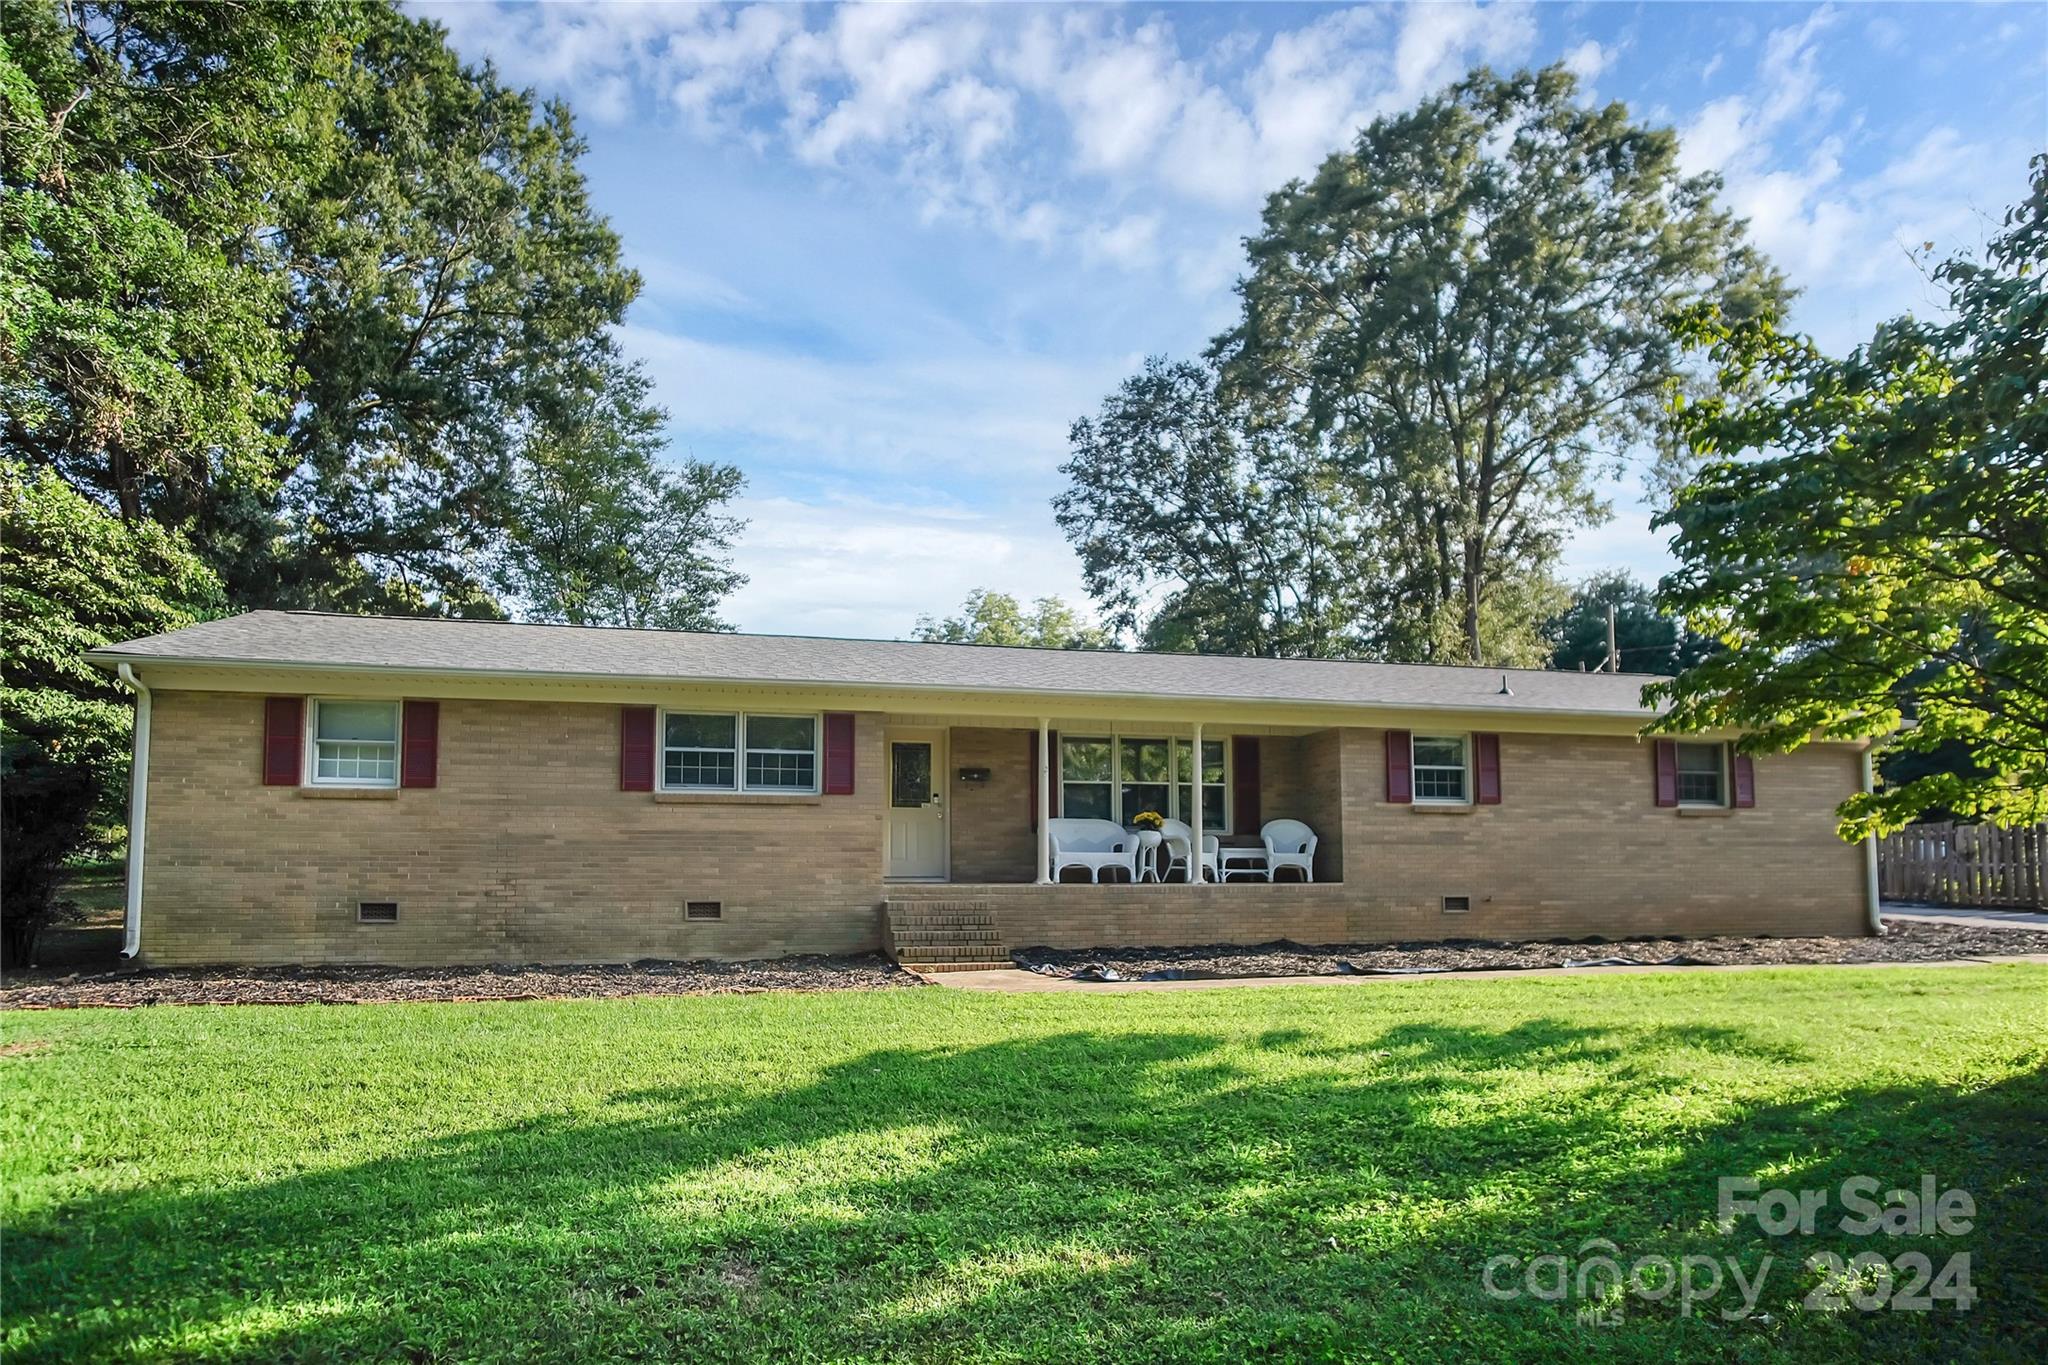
[88,611,1880,968]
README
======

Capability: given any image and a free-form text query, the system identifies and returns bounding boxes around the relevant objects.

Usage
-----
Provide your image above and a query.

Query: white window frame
[305,698,401,789]
[658,709,821,795]
[1675,741,1730,809]
[1410,733,1472,806]
[1058,731,1231,829]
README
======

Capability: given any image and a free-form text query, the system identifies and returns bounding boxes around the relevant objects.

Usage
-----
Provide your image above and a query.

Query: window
[1061,737,1114,820]
[744,715,816,790]
[664,713,737,790]
[1175,739,1228,832]
[660,712,818,793]
[1118,737,1171,824]
[1411,734,1469,803]
[311,700,399,787]
[1060,734,1230,828]
[1676,742,1727,806]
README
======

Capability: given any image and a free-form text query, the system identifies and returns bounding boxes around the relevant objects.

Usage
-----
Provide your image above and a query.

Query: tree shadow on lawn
[5,1017,2042,1363]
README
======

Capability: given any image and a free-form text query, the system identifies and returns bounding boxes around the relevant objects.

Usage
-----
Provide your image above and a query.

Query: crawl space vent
[686,901,723,922]
[1440,895,1471,914]
[357,901,399,924]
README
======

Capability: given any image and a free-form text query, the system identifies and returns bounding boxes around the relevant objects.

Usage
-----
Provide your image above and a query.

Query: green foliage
[1545,570,1717,675]
[1206,65,1784,664]
[1055,357,1369,658]
[256,5,671,616]
[0,462,220,961]
[914,588,1114,651]
[500,357,746,631]
[1653,157,2048,839]
[5,971,2045,1358]
[2,2,744,626]
[0,0,351,521]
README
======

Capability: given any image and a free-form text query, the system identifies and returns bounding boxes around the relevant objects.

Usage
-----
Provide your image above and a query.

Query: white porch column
[1035,717,1052,884]
[1189,721,1204,886]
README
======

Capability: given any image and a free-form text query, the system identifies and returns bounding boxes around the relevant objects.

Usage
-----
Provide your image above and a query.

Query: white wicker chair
[1158,819,1220,883]
[1260,819,1318,883]
[1047,818,1140,883]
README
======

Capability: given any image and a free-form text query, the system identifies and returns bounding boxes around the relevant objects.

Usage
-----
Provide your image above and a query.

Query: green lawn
[4,967,2045,1362]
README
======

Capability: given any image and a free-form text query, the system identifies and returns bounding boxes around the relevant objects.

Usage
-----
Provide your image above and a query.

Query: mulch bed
[0,954,925,1009]
[1016,919,2048,981]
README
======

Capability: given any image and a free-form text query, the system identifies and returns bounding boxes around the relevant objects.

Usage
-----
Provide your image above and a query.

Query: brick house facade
[93,613,1877,967]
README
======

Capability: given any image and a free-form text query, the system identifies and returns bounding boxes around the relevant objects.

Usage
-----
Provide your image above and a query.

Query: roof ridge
[251,610,1670,679]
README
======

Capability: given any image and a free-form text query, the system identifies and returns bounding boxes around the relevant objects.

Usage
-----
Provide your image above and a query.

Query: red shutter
[1653,739,1679,807]
[1732,751,1757,808]
[620,706,655,792]
[1475,733,1502,805]
[1384,729,1412,804]
[262,697,303,786]
[823,713,855,795]
[401,700,439,789]
[1231,735,1261,833]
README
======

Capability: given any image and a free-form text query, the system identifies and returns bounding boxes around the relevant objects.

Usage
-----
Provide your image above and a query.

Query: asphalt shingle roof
[90,610,1665,717]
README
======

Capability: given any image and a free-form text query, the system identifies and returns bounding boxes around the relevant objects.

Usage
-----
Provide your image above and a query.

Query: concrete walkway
[1883,904,2048,931]
[921,954,2048,993]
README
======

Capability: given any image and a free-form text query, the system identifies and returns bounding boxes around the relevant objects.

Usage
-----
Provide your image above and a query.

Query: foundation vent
[1440,895,1471,914]
[357,901,399,924]
[686,901,724,921]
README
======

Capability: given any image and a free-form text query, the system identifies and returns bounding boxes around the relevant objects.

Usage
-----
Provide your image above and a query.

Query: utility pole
[1606,605,1619,673]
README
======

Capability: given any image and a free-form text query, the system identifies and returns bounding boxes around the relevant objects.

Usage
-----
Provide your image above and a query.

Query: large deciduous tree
[254,4,661,615]
[1054,357,1369,658]
[1651,157,2048,839]
[1207,65,1784,664]
[498,356,746,631]
[1,0,349,523]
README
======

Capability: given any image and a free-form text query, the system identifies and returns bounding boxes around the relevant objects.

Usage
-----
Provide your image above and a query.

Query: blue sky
[418,1,2046,638]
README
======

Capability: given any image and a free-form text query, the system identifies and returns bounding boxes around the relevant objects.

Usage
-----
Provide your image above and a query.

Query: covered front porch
[879,716,1348,887]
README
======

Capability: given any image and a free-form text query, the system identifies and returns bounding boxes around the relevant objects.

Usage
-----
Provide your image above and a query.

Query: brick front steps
[882,898,1011,973]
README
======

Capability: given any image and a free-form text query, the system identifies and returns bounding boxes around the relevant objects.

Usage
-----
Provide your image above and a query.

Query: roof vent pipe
[1498,674,1513,696]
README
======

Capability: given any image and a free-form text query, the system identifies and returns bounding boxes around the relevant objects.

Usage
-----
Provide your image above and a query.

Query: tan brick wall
[1331,728,1869,942]
[137,697,1871,965]
[138,692,889,966]
[894,728,1869,949]
[947,727,1035,883]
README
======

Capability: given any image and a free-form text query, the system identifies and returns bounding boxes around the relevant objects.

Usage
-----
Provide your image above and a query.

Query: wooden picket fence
[1877,822,2048,908]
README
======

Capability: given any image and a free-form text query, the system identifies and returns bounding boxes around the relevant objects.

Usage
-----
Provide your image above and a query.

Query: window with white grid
[311,700,399,787]
[1411,734,1469,804]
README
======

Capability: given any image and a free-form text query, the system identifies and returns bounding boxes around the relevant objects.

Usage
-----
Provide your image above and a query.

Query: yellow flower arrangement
[1132,810,1165,831]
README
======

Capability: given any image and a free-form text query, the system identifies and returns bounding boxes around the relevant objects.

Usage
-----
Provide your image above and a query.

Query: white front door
[885,730,949,880]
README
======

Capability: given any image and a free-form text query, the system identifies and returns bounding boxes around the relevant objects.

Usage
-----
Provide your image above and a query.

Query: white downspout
[1036,717,1052,884]
[1860,744,1884,936]
[115,663,151,959]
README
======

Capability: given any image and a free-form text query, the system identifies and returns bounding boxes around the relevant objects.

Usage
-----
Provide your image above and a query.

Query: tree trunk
[1462,538,1485,664]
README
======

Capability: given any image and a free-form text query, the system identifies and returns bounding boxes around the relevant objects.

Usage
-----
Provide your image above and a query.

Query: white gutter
[114,663,151,959]
[1860,745,1884,936]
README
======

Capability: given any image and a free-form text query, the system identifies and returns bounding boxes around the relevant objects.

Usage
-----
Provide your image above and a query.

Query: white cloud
[725,492,1086,636]
[1562,38,1612,82]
